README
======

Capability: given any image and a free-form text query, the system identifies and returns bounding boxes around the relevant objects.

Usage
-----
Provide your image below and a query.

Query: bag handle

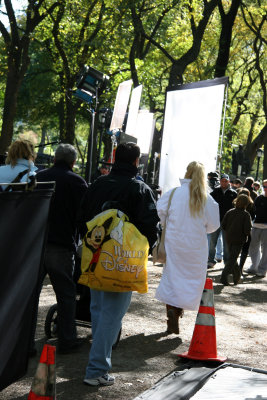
[4,168,30,192]
[160,187,176,244]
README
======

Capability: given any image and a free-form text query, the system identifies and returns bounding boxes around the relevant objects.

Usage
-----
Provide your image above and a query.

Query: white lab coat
[155,179,220,310]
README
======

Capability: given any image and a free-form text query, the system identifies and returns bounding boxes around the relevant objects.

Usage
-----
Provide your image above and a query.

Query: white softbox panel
[159,78,228,193]
[135,110,155,155]
[109,80,132,131]
[125,85,143,137]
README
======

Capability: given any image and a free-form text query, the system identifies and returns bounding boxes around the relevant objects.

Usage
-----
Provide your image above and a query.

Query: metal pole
[255,157,260,181]
[87,110,96,184]
[97,124,105,165]
[85,89,99,184]
[217,82,229,172]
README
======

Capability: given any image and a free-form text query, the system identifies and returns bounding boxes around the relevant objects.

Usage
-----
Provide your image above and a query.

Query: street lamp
[255,148,263,181]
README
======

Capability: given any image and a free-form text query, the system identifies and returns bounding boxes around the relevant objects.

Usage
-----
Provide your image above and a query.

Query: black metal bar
[255,157,260,181]
[35,141,60,148]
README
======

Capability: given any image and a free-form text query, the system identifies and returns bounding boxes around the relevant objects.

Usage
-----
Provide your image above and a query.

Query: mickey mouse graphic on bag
[84,217,113,273]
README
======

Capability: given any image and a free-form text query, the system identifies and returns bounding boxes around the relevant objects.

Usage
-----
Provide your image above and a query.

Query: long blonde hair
[184,161,207,217]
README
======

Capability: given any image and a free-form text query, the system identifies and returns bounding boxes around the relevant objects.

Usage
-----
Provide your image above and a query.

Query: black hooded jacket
[79,161,159,250]
[37,160,88,250]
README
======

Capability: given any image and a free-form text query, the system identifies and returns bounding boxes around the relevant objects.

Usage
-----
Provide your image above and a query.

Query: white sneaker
[84,373,115,386]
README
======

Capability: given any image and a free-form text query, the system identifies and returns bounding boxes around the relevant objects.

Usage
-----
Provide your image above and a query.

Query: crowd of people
[0,137,266,388]
[207,171,267,286]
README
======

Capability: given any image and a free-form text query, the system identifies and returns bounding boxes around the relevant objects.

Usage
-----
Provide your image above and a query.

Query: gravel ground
[1,257,267,399]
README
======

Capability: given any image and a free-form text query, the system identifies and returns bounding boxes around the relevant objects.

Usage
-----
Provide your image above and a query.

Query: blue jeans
[216,232,223,259]
[249,228,267,274]
[85,290,132,379]
[207,231,223,260]
[208,227,229,264]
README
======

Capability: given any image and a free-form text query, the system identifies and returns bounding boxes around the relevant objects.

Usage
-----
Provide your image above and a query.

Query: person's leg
[166,305,184,334]
[221,229,229,264]
[231,244,243,284]
[248,228,261,273]
[89,289,102,339]
[208,227,221,265]
[239,236,251,274]
[256,229,267,276]
[215,231,223,261]
[45,244,77,347]
[220,243,240,285]
[85,290,132,380]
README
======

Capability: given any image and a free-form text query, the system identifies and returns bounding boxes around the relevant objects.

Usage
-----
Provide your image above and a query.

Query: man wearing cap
[208,173,237,268]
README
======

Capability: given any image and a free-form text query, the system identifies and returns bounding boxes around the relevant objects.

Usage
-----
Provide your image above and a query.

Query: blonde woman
[0,138,37,190]
[155,161,220,334]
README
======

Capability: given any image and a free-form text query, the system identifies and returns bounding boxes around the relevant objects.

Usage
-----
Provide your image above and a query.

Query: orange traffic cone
[28,344,56,399]
[178,278,227,362]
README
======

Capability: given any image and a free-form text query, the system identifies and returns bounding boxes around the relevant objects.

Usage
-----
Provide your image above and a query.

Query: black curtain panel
[0,189,54,391]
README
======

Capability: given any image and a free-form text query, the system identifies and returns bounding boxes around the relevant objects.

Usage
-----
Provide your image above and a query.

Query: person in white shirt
[155,161,220,334]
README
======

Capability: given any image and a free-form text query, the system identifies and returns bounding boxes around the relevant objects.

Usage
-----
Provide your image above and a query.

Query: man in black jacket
[208,173,237,268]
[35,144,88,353]
[79,142,159,387]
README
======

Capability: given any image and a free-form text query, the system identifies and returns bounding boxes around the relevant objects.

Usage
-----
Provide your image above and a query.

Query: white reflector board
[159,78,227,193]
[135,110,155,155]
[126,85,143,137]
[109,80,132,131]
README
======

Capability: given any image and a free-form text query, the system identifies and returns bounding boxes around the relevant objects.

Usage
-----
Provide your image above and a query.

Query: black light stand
[73,66,109,184]
[96,108,112,168]
[85,104,97,183]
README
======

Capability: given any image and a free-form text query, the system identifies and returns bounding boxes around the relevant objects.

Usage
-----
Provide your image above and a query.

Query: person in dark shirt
[34,144,88,354]
[243,176,258,201]
[220,194,252,285]
[236,188,255,273]
[79,142,159,387]
[207,173,237,268]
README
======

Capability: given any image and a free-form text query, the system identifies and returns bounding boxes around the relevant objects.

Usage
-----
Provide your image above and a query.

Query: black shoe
[233,269,242,285]
[58,338,85,354]
[220,277,229,286]
[207,261,216,269]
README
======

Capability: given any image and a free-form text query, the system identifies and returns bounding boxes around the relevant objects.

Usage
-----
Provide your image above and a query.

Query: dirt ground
[1,257,267,400]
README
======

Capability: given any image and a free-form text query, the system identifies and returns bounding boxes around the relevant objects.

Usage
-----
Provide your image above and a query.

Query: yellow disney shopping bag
[78,209,149,293]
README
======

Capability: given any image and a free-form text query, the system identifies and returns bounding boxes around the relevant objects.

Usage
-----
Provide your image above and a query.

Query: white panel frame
[159,79,228,193]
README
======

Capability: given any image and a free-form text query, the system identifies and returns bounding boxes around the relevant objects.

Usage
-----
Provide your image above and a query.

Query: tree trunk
[263,133,267,180]
[38,126,47,155]
[0,70,21,153]
[215,0,242,77]
[63,94,76,144]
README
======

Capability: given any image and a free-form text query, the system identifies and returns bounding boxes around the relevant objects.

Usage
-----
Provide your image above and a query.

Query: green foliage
[0,0,265,170]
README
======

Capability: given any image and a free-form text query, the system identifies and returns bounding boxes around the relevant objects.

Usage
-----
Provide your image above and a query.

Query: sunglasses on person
[263,186,267,189]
